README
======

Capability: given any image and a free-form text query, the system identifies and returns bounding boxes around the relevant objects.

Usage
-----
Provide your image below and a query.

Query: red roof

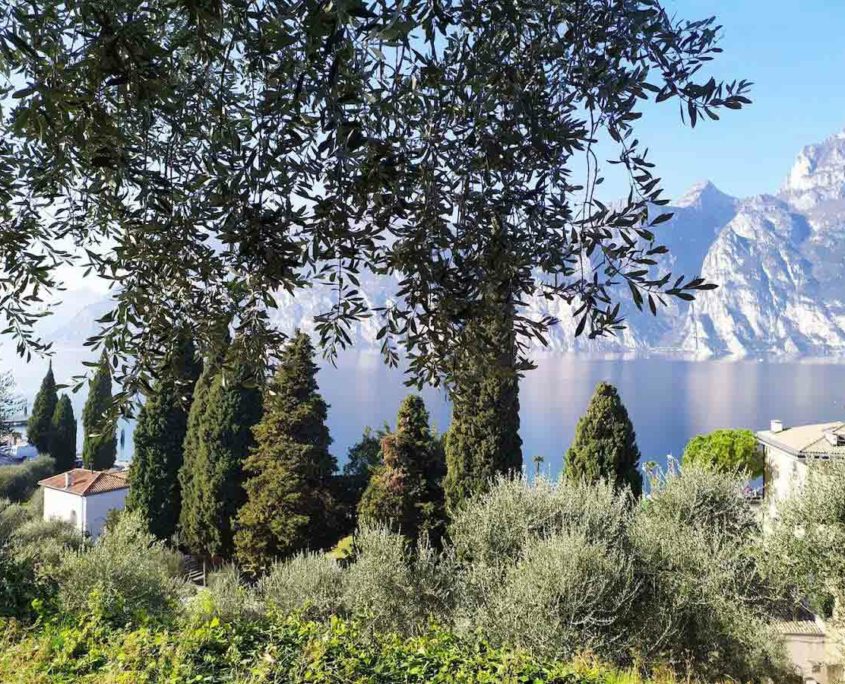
[38,468,129,497]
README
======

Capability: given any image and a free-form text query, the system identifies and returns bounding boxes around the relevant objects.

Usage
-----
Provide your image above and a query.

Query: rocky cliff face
[44,129,845,359]
[672,130,845,358]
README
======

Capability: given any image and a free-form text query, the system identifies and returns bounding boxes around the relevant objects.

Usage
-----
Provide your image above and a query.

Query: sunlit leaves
[0,0,750,401]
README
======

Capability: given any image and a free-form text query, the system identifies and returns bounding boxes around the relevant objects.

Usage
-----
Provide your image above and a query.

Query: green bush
[449,474,631,566]
[477,531,639,661]
[257,552,344,621]
[0,456,56,503]
[0,612,679,683]
[682,428,763,478]
[0,499,81,619]
[342,526,453,636]
[56,511,187,626]
[186,564,261,624]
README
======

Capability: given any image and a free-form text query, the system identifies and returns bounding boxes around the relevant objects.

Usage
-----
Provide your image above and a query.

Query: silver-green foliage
[186,565,261,625]
[764,459,845,619]
[257,552,344,622]
[447,472,788,681]
[57,511,187,625]
[342,526,453,637]
[631,467,785,680]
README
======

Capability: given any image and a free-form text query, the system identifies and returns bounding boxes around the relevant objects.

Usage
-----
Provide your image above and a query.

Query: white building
[757,419,845,520]
[757,420,845,684]
[38,468,129,540]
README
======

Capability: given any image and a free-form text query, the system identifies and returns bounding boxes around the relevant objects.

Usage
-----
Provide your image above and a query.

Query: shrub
[186,564,261,624]
[257,552,344,621]
[682,428,763,478]
[763,459,845,619]
[0,456,56,503]
[0,614,681,683]
[447,472,790,681]
[448,474,631,566]
[56,511,187,626]
[631,467,787,681]
[343,526,452,636]
[0,499,82,619]
[475,531,639,661]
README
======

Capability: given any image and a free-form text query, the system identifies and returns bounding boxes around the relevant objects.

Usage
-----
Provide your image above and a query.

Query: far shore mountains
[37,129,845,361]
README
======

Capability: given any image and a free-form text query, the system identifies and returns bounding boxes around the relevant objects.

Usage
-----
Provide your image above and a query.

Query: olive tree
[0,0,748,398]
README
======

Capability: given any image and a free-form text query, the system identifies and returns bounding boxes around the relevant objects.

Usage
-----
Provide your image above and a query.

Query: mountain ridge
[41,128,845,360]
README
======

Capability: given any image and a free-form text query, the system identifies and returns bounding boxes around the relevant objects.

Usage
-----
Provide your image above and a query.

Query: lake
[9,350,845,475]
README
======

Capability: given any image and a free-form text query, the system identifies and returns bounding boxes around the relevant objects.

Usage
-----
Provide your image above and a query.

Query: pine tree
[444,299,522,512]
[564,382,643,497]
[128,335,201,539]
[28,363,58,455]
[335,425,387,533]
[82,353,116,470]
[235,332,338,571]
[358,395,446,543]
[180,344,263,558]
[49,395,77,473]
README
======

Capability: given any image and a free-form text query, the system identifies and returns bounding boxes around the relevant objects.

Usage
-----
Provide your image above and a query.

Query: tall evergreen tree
[564,382,643,498]
[178,336,228,548]
[49,395,77,473]
[82,353,116,470]
[27,362,58,455]
[444,236,523,512]
[334,425,387,533]
[128,335,202,539]
[235,332,338,571]
[358,395,446,543]
[180,343,262,558]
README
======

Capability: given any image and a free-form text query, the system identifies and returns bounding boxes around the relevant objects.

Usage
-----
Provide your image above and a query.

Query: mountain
[37,128,845,360]
[675,130,845,358]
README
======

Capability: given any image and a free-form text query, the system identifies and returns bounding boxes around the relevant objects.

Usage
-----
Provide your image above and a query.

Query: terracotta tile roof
[757,422,845,458]
[774,620,827,636]
[38,468,129,497]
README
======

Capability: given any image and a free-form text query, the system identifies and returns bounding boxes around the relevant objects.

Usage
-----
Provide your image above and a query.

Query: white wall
[43,488,85,535]
[82,489,128,539]
[765,445,808,519]
[42,486,128,540]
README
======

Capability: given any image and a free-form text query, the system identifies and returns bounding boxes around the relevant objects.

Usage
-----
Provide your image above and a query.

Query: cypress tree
[335,425,387,532]
[564,382,643,498]
[49,395,77,472]
[28,362,58,455]
[444,300,522,512]
[82,353,116,470]
[358,395,446,543]
[235,332,338,572]
[181,344,262,558]
[128,335,202,539]
[178,339,227,549]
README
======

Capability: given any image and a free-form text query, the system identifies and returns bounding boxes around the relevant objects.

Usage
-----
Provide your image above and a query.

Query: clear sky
[618,0,845,202]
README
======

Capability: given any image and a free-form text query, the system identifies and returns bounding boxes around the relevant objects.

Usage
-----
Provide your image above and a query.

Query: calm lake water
[10,350,845,476]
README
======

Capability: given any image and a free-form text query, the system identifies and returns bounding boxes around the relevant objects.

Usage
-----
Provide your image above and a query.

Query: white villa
[758,419,845,520]
[757,420,845,684]
[38,468,129,540]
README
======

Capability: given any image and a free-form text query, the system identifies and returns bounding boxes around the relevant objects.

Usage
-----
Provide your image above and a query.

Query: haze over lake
[9,350,845,475]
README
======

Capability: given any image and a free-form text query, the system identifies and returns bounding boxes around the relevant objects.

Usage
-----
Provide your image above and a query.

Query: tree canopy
[27,364,57,454]
[358,394,446,542]
[0,1,749,396]
[235,331,338,572]
[179,344,263,558]
[127,334,202,539]
[564,382,643,497]
[82,353,116,470]
[49,395,77,473]
[682,429,763,478]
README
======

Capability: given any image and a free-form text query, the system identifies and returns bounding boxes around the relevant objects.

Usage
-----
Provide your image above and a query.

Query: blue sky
[617,0,845,202]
